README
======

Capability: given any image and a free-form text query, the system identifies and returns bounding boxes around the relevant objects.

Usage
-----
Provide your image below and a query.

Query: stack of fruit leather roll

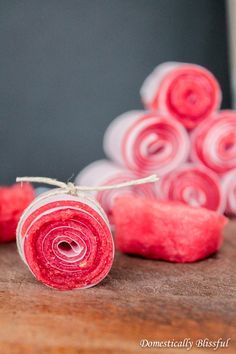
[76,62,236,217]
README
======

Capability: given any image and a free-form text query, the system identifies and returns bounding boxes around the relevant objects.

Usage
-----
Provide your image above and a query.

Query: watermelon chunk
[0,183,35,243]
[113,195,227,262]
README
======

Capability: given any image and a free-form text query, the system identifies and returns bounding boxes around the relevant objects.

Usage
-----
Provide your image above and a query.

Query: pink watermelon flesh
[113,195,228,263]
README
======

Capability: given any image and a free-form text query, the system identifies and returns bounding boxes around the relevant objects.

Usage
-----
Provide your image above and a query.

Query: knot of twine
[16,174,158,196]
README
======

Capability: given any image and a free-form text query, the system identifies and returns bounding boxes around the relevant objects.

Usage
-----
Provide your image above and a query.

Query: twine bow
[16,175,158,196]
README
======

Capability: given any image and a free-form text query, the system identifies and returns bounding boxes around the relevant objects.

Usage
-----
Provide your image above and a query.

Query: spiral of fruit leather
[191,110,236,174]
[17,190,114,290]
[103,111,189,176]
[140,62,221,129]
[156,164,224,213]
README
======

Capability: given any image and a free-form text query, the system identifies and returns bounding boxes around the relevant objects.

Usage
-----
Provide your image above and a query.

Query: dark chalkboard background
[0,0,231,184]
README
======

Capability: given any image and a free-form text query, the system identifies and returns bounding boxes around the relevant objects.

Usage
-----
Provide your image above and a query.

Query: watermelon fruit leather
[113,195,228,263]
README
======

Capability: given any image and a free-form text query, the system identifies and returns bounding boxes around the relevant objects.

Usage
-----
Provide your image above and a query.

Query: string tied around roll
[16,174,159,196]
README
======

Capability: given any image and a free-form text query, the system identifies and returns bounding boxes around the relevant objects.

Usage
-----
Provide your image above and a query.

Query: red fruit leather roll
[103,111,190,176]
[0,183,35,243]
[156,164,224,213]
[140,62,221,129]
[75,159,155,223]
[191,110,236,174]
[16,190,114,290]
[222,169,236,215]
[113,195,227,263]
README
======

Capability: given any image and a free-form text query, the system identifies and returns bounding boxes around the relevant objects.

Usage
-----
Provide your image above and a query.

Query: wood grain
[0,222,235,354]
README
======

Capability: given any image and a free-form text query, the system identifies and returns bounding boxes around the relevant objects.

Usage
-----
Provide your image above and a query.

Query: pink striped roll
[75,159,155,222]
[156,164,224,213]
[103,111,190,176]
[140,62,221,129]
[191,110,236,174]
[17,190,114,290]
[222,169,236,215]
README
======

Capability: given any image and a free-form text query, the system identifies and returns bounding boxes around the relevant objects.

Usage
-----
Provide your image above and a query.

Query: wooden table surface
[0,221,235,354]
